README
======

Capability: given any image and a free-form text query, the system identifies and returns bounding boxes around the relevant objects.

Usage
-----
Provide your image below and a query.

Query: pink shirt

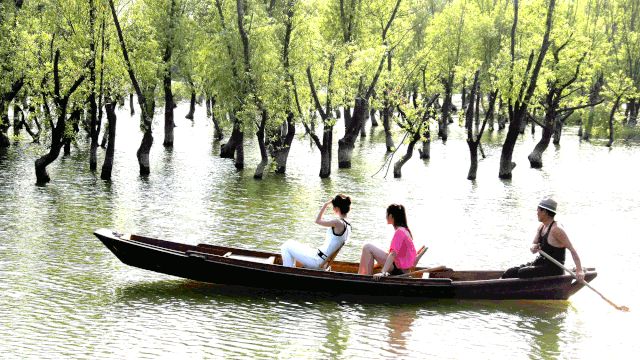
[389,227,416,269]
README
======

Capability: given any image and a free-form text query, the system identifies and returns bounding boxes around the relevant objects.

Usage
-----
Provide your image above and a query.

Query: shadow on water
[112,280,569,358]
[113,278,571,314]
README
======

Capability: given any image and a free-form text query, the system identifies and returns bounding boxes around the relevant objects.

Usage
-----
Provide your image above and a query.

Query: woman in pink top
[358,204,417,278]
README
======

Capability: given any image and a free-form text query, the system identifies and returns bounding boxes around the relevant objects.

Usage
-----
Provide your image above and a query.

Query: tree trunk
[100,122,109,148]
[499,108,522,179]
[528,120,553,168]
[338,97,366,168]
[465,71,484,180]
[12,103,23,138]
[0,102,9,147]
[583,74,603,141]
[319,126,333,178]
[88,0,99,171]
[254,110,269,179]
[360,101,368,138]
[35,141,63,184]
[163,72,175,147]
[0,79,24,148]
[210,97,223,140]
[439,77,453,143]
[370,108,378,126]
[607,96,622,147]
[393,137,418,178]
[467,140,479,180]
[136,129,153,176]
[206,95,212,117]
[418,129,431,159]
[383,103,394,151]
[220,120,244,169]
[130,93,135,116]
[343,106,352,130]
[500,0,554,179]
[35,109,67,184]
[552,118,563,145]
[627,98,638,126]
[272,112,296,174]
[100,101,117,180]
[185,87,196,120]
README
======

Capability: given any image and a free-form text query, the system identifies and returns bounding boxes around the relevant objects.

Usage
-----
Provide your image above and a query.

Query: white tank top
[318,219,351,258]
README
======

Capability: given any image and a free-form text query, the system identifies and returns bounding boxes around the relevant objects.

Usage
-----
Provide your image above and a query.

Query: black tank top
[535,221,566,266]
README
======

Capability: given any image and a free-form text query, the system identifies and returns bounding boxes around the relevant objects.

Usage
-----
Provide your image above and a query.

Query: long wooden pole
[393,265,447,278]
[539,250,629,312]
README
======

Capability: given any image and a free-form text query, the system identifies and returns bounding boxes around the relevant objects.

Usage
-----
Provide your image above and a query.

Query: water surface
[1,103,638,359]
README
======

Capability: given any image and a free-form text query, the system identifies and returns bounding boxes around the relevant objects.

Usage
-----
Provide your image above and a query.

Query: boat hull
[94,229,596,300]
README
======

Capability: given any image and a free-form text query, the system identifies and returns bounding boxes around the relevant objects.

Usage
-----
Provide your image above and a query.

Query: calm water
[1,102,638,359]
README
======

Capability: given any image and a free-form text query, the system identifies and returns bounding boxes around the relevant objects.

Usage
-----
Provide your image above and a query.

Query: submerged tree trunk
[465,71,488,180]
[607,95,623,147]
[583,74,603,141]
[383,103,394,151]
[319,127,332,178]
[220,121,244,169]
[370,108,378,126]
[499,0,554,179]
[528,121,553,169]
[338,97,367,168]
[0,104,9,147]
[34,51,85,184]
[360,101,369,138]
[0,79,24,148]
[100,101,117,180]
[626,98,638,127]
[63,109,82,156]
[439,75,453,143]
[12,102,23,138]
[254,111,269,179]
[418,129,431,159]
[209,97,223,140]
[393,135,419,178]
[100,122,109,148]
[163,0,176,147]
[185,85,196,120]
[272,112,296,174]
[163,72,175,147]
[110,0,155,176]
[88,0,99,171]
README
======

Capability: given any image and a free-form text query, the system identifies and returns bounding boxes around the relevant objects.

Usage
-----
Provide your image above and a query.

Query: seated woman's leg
[358,243,389,275]
[518,264,563,278]
[281,240,322,268]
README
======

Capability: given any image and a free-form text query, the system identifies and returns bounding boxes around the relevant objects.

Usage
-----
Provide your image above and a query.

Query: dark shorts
[501,261,564,279]
[389,263,407,276]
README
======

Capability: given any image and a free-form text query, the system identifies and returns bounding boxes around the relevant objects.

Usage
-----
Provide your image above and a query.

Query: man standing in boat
[502,198,585,281]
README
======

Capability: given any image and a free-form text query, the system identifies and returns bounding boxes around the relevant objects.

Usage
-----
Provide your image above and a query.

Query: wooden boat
[94,228,597,300]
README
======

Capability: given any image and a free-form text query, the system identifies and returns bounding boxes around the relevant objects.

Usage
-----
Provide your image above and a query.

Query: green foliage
[2,0,639,148]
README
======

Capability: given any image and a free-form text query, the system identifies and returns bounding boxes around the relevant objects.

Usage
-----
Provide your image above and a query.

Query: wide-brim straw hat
[538,198,557,213]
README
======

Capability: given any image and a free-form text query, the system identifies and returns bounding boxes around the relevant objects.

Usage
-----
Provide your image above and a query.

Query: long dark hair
[387,204,411,236]
[331,194,351,215]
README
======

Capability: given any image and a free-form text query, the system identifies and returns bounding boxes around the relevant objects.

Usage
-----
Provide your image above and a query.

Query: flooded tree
[109,0,159,176]
[34,50,85,184]
[499,0,555,179]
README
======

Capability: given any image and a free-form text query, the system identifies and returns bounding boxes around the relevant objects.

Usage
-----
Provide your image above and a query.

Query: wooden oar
[539,250,629,312]
[393,265,447,278]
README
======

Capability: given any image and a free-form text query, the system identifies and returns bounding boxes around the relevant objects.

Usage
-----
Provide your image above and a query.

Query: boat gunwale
[94,228,597,286]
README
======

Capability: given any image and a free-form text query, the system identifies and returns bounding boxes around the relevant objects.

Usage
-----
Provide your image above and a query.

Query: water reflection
[108,279,572,359]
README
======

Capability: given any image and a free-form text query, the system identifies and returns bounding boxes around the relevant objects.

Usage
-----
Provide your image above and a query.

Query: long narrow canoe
[94,228,597,300]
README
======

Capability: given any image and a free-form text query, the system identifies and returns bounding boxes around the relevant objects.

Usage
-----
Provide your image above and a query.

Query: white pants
[281,240,324,268]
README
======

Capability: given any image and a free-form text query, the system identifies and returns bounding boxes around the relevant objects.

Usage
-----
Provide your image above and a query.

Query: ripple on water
[1,105,639,359]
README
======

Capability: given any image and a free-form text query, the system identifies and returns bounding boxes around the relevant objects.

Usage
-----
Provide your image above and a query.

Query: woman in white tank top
[281,194,352,268]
